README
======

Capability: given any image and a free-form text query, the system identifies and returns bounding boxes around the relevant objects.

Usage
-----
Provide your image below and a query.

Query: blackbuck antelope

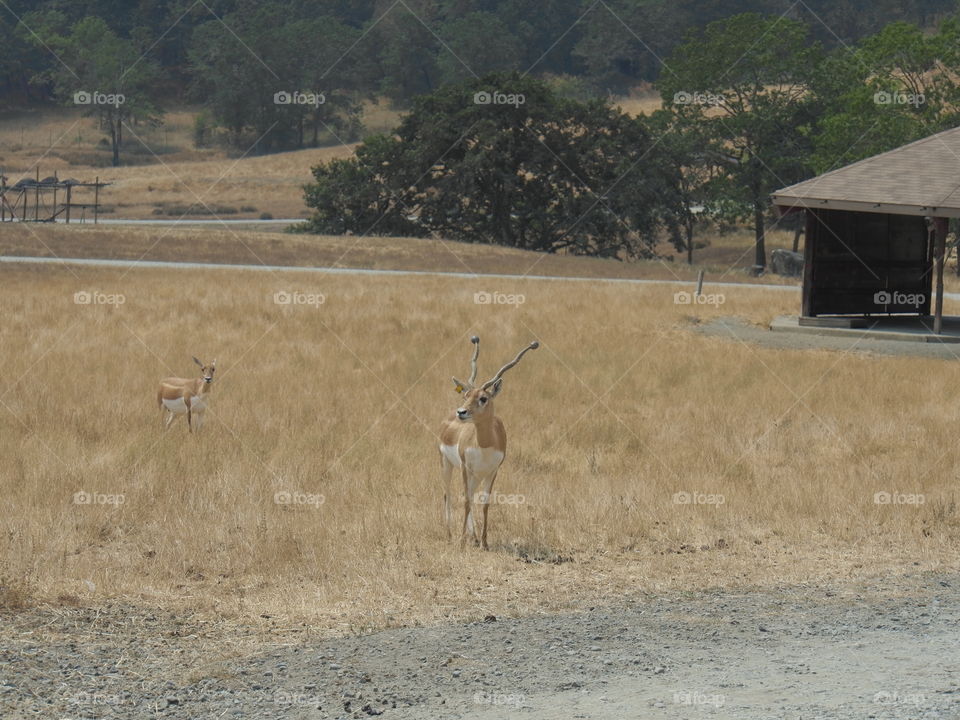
[439,336,538,549]
[157,357,215,433]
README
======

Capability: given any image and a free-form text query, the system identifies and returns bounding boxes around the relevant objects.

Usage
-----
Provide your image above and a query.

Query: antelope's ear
[487,377,503,398]
[192,356,204,367]
[452,377,469,394]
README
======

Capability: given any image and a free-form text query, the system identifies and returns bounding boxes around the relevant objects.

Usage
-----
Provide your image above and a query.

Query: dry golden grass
[1,262,958,630]
[2,144,354,220]
[1,102,403,219]
[611,92,664,117]
[0,223,812,285]
[94,145,356,219]
[0,107,211,165]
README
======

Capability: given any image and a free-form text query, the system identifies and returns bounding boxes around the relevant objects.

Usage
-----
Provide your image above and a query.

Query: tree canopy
[302,73,685,259]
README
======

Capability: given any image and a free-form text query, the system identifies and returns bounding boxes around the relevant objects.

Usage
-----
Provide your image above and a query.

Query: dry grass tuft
[1,263,958,630]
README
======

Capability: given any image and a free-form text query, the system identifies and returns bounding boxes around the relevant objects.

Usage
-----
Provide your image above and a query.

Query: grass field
[0,223,808,284]
[2,261,958,631]
[0,101,403,219]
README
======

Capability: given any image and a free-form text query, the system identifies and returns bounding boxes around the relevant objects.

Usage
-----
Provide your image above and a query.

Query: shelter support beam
[934,217,949,334]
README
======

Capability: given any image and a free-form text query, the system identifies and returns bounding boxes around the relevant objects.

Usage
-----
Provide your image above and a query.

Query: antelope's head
[193,356,216,384]
[451,338,538,423]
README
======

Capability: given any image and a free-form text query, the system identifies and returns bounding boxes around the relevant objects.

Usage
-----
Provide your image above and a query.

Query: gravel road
[3,571,959,719]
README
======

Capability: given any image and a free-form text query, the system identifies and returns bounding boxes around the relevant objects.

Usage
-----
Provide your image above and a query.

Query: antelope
[157,357,215,433]
[439,336,539,549]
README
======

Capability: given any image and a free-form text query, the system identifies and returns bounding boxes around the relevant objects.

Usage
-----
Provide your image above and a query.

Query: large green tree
[658,13,822,271]
[811,19,960,172]
[302,72,684,258]
[27,15,162,166]
[188,5,368,152]
[435,12,524,86]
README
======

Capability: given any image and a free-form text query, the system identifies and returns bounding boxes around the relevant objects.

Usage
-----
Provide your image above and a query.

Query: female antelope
[157,357,215,433]
[439,337,538,549]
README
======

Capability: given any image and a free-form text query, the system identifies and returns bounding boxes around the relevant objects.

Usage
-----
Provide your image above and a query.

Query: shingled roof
[772,126,960,218]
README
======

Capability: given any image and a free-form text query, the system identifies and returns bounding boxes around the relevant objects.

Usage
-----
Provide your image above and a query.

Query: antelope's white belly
[162,396,208,414]
[464,447,504,475]
[163,397,188,414]
[440,444,461,468]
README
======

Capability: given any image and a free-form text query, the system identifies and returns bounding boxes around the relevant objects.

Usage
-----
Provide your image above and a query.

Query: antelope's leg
[460,466,474,548]
[479,471,498,551]
[464,466,484,546]
[164,411,175,429]
[440,453,455,539]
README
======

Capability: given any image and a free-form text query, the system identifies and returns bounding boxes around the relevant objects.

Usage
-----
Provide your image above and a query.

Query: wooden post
[801,209,816,317]
[934,216,948,334]
[94,177,99,225]
[34,167,39,222]
[65,185,71,224]
[695,269,704,297]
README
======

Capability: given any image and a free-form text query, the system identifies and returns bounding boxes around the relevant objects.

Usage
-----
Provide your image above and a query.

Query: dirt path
[3,571,958,719]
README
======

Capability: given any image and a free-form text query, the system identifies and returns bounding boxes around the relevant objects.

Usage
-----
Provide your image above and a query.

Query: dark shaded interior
[802,208,932,317]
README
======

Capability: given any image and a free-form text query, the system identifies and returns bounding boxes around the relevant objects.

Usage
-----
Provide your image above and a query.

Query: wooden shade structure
[0,168,109,224]
[772,127,960,334]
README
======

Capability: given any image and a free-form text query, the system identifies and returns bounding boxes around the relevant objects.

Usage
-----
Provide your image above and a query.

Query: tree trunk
[110,120,120,167]
[792,222,802,253]
[754,203,766,270]
[686,215,694,265]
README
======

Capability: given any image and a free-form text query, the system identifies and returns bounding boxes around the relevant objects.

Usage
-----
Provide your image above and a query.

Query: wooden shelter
[772,126,960,334]
[0,169,109,224]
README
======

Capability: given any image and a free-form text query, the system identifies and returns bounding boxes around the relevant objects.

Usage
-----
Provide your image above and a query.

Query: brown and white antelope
[157,357,215,433]
[439,336,538,549]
